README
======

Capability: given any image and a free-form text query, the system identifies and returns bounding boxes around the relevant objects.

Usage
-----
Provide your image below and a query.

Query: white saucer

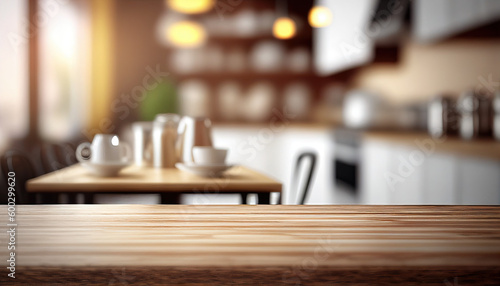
[175,162,234,177]
[81,161,131,177]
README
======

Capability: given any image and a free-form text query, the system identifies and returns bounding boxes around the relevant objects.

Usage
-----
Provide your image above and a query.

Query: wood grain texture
[1,205,499,284]
[2,266,499,285]
[26,165,282,193]
[363,131,500,161]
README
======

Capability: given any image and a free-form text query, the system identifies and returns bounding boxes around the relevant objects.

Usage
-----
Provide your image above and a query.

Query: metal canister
[494,91,500,141]
[457,90,479,140]
[457,90,493,140]
[152,114,180,168]
[427,95,458,138]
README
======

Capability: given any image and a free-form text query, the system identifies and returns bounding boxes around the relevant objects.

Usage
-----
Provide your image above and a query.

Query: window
[0,0,29,151]
[38,0,90,141]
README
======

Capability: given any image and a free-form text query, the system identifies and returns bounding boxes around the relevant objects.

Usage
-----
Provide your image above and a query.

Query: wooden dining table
[1,205,499,285]
[26,164,282,204]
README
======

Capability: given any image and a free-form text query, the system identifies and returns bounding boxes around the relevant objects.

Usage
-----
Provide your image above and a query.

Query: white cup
[192,147,228,166]
[76,134,131,164]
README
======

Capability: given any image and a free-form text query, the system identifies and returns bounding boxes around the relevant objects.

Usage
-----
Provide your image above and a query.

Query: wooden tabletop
[26,164,282,193]
[2,205,500,284]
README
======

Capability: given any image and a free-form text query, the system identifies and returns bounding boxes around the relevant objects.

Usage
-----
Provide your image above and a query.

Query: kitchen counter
[215,124,500,161]
[2,205,500,284]
[364,131,500,161]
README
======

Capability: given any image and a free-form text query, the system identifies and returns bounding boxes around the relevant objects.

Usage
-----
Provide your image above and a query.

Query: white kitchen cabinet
[422,154,458,204]
[361,138,500,205]
[389,146,425,205]
[313,0,377,75]
[360,141,425,205]
[360,140,392,204]
[185,126,500,206]
[458,157,500,205]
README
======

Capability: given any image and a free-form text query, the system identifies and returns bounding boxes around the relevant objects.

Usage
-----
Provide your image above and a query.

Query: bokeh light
[166,0,214,14]
[308,6,332,28]
[272,17,296,40]
[167,21,207,48]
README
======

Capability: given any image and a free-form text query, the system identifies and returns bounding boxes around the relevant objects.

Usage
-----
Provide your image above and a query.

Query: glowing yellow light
[308,6,332,28]
[167,21,206,48]
[272,17,296,40]
[167,0,214,14]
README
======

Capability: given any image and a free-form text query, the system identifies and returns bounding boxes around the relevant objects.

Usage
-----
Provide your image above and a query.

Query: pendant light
[308,6,332,28]
[272,0,296,40]
[166,0,214,14]
[167,21,206,48]
[157,13,207,48]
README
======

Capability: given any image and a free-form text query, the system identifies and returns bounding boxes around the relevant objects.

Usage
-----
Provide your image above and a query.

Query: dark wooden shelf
[172,71,327,82]
[206,34,312,47]
[160,34,312,50]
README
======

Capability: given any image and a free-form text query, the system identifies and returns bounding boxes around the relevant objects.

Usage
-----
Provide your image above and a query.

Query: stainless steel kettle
[457,90,493,140]
[176,116,213,163]
[493,91,500,140]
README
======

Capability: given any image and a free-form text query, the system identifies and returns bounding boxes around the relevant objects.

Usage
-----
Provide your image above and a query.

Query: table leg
[240,193,248,204]
[83,193,94,204]
[257,193,270,205]
[161,193,181,204]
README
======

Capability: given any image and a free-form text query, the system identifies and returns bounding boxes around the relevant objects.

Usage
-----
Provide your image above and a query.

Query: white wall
[351,39,500,104]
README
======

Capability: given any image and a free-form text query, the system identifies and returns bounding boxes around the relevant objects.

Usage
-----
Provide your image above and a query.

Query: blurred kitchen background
[1,0,500,205]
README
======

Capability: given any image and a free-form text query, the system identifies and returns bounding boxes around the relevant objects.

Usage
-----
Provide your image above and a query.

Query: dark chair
[62,143,78,166]
[37,142,80,204]
[0,167,7,205]
[39,143,76,173]
[58,142,79,204]
[0,150,37,204]
[293,152,317,205]
[274,151,317,205]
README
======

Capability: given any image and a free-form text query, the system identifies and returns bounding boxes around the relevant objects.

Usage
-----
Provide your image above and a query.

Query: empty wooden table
[26,164,282,204]
[0,205,499,285]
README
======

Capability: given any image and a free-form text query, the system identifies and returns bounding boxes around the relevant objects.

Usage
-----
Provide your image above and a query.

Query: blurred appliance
[333,129,361,192]
[494,91,500,141]
[343,90,380,129]
[457,90,493,140]
[343,90,398,130]
[177,116,213,163]
[427,95,458,138]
